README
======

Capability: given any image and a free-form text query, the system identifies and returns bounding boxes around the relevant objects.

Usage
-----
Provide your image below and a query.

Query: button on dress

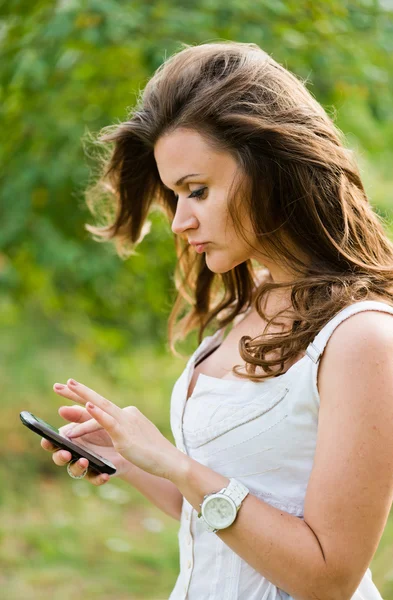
[169,300,391,599]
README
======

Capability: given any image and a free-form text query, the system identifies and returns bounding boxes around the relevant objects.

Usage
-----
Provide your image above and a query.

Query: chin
[205,254,243,274]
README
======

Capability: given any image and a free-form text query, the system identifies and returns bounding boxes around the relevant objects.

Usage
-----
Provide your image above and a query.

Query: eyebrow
[162,173,202,189]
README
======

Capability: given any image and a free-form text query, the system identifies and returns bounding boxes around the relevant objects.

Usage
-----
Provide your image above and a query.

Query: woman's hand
[40,387,137,484]
[54,378,188,482]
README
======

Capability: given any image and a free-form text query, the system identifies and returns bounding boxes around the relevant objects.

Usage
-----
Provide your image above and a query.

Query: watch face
[202,494,237,529]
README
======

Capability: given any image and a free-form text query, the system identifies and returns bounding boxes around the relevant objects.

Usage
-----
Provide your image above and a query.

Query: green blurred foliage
[1,0,393,364]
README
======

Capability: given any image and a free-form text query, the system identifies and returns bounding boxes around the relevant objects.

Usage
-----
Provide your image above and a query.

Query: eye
[188,187,208,200]
[172,187,208,202]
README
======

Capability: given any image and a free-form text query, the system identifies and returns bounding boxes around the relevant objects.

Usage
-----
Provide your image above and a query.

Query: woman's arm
[119,464,183,521]
[170,311,393,600]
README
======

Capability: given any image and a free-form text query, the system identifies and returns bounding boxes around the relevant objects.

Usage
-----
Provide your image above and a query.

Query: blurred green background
[1,1,393,598]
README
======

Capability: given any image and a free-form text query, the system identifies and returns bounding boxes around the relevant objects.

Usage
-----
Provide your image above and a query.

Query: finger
[67,419,104,439]
[58,405,92,424]
[52,449,73,466]
[84,402,119,436]
[67,380,123,420]
[66,457,90,476]
[86,470,110,486]
[65,459,109,484]
[49,448,109,485]
[53,383,87,405]
[58,406,93,437]
[41,437,58,452]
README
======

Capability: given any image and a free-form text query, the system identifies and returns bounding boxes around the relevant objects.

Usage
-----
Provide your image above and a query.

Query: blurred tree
[1,0,392,365]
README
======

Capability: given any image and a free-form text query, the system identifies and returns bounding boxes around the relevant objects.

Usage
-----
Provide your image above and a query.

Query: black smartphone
[20,411,117,476]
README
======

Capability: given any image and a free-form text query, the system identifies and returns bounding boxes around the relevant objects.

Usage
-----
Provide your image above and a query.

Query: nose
[171,200,199,235]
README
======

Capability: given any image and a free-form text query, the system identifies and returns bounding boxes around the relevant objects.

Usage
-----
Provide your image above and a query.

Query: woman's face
[154,128,259,274]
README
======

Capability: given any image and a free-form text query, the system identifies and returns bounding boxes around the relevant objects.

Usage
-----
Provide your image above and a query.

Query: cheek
[216,212,238,241]
[224,222,248,248]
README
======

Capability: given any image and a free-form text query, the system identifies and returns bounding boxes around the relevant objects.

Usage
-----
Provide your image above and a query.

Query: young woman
[41,41,393,599]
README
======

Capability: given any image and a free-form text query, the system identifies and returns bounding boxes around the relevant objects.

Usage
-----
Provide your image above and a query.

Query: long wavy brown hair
[83,41,393,381]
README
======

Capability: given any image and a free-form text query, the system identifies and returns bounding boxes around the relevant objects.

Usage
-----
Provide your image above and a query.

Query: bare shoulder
[318,305,393,383]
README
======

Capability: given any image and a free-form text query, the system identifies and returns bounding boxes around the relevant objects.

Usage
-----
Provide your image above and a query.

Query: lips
[189,242,209,253]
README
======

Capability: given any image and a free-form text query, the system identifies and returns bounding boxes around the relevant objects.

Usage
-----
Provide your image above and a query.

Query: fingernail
[68,379,78,386]
[54,384,65,390]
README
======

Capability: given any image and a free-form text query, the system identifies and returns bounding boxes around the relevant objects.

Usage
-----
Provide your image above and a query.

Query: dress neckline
[187,327,307,401]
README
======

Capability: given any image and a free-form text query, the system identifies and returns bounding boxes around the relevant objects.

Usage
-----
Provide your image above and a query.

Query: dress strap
[305,300,393,364]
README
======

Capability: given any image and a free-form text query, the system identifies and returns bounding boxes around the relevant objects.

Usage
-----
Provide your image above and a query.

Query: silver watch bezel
[201,492,237,530]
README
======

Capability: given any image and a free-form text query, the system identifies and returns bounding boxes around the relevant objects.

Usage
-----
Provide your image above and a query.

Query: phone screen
[34,414,61,434]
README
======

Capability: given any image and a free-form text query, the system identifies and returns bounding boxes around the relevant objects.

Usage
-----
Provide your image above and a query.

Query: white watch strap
[223,478,249,508]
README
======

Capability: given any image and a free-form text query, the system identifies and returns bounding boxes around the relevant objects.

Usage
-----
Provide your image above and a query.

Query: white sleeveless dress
[169,300,392,599]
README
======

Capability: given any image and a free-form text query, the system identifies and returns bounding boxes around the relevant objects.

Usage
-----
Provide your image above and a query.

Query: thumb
[58,405,92,429]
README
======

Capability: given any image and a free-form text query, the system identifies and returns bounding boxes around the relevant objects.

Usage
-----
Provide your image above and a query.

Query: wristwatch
[197,478,249,533]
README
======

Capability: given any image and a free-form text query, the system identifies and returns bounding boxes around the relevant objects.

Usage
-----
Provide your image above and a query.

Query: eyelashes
[189,187,208,199]
[174,187,208,201]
